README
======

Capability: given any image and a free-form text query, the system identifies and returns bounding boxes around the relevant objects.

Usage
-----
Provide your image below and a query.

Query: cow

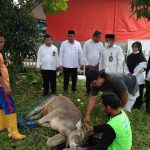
[27,95,89,149]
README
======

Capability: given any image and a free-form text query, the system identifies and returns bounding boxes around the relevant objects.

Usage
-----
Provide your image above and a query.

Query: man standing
[84,69,139,123]
[0,32,26,140]
[59,30,84,92]
[36,34,59,96]
[83,31,103,95]
[99,34,124,73]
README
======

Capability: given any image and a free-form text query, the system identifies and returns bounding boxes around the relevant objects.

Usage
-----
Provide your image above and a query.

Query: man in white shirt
[36,34,59,96]
[59,30,84,92]
[83,31,103,96]
[99,34,124,73]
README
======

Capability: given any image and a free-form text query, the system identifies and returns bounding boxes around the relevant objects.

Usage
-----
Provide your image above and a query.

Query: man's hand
[59,66,63,73]
[4,85,12,95]
[139,68,144,73]
[56,67,61,72]
[86,65,93,70]
[84,115,90,125]
[80,65,84,71]
[83,122,94,134]
[36,68,41,73]
[127,72,132,76]
[94,64,99,69]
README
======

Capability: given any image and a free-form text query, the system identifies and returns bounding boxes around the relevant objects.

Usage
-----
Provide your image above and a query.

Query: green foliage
[0,0,39,80]
[130,0,150,21]
[41,0,68,14]
[25,68,42,85]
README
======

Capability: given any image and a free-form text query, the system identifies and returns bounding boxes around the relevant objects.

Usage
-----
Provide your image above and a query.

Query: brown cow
[27,95,89,149]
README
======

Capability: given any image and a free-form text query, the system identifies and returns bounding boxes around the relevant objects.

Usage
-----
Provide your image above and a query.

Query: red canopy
[46,0,150,41]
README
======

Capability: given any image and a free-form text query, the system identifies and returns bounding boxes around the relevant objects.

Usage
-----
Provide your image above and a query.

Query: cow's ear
[76,119,82,130]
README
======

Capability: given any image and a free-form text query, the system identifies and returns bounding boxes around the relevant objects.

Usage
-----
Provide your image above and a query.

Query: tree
[0,0,39,80]
[130,0,150,21]
[0,0,69,81]
[41,0,68,14]
[17,0,69,14]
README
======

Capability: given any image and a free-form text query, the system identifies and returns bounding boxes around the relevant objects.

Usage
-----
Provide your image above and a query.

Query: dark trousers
[63,67,77,91]
[41,70,56,95]
[133,84,144,109]
[85,68,91,94]
[145,81,150,114]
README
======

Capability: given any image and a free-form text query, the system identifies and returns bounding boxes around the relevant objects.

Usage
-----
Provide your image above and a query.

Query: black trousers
[145,81,150,114]
[41,70,56,95]
[63,67,77,91]
[133,84,145,109]
[85,68,92,94]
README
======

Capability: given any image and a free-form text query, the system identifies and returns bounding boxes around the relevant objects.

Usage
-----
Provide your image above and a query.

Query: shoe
[0,109,6,131]
[5,113,26,140]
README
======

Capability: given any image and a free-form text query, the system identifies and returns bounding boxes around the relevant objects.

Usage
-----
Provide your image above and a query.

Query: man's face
[93,35,101,43]
[91,77,104,87]
[68,34,75,43]
[105,38,115,47]
[44,37,52,46]
[0,36,5,51]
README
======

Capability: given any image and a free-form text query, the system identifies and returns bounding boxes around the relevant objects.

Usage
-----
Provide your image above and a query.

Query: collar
[44,43,52,47]
[108,43,117,49]
[67,40,76,44]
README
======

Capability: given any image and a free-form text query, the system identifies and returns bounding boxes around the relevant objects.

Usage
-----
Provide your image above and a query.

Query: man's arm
[0,76,12,95]
[116,47,124,73]
[83,42,89,66]
[59,42,64,66]
[84,96,97,123]
[36,47,42,72]
[120,90,128,108]
[78,43,84,66]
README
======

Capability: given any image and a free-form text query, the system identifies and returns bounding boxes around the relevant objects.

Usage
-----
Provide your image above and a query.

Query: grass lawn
[0,69,150,150]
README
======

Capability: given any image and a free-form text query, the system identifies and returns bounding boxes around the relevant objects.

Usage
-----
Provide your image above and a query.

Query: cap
[86,69,105,82]
[105,34,115,39]
[68,30,75,34]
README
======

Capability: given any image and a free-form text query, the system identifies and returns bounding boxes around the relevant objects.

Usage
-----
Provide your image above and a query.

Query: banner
[47,0,150,41]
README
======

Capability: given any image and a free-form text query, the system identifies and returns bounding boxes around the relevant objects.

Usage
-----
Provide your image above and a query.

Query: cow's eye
[76,144,79,147]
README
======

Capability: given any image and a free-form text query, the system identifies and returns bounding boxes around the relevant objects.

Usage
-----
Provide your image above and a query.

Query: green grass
[0,71,150,150]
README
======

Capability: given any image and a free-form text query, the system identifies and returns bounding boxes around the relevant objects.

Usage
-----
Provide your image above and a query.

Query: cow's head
[67,120,89,149]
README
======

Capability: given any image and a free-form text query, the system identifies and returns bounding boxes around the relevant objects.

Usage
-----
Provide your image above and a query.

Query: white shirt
[124,62,147,85]
[83,39,103,66]
[99,44,124,73]
[36,44,59,70]
[59,40,84,68]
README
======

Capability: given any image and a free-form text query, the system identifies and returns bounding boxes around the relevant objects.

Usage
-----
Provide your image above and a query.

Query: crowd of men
[36,30,150,113]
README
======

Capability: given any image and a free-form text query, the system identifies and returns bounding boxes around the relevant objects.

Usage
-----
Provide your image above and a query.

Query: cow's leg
[47,133,66,147]
[27,106,41,117]
[40,122,51,127]
[29,112,43,121]
[38,112,58,124]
